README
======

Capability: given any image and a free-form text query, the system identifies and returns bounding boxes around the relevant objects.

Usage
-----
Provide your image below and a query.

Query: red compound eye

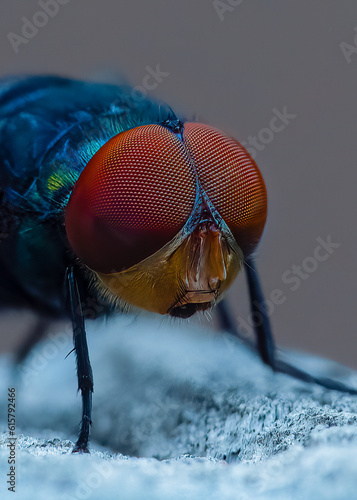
[65,125,196,273]
[183,123,267,256]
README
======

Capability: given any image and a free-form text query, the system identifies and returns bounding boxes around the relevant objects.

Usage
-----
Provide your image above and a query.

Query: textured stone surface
[1,315,357,499]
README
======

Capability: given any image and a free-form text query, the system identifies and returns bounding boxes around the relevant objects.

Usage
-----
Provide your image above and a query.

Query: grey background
[0,0,357,367]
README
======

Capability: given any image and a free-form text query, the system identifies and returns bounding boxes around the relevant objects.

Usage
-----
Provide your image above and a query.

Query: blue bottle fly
[0,75,355,453]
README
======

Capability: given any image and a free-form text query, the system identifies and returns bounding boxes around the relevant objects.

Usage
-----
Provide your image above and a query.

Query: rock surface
[1,314,357,499]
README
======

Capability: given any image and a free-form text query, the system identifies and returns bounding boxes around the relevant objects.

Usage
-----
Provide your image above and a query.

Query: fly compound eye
[65,124,196,273]
[183,123,267,256]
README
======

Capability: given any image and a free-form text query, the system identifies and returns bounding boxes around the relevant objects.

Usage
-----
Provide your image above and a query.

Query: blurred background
[0,0,356,367]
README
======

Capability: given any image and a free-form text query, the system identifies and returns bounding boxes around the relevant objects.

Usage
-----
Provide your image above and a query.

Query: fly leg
[244,256,276,368]
[217,256,357,395]
[66,266,93,453]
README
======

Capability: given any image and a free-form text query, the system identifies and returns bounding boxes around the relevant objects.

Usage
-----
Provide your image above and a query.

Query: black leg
[66,266,93,453]
[273,357,357,394]
[216,257,276,366]
[244,256,276,368]
[216,257,357,395]
[216,299,255,349]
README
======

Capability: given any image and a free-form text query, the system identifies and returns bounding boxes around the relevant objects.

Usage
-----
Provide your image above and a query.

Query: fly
[0,75,355,454]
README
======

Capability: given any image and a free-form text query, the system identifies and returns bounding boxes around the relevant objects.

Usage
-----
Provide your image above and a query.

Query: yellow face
[96,220,243,317]
[65,122,267,318]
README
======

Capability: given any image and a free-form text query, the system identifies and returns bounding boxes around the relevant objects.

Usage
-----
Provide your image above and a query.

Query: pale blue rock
[1,314,357,499]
